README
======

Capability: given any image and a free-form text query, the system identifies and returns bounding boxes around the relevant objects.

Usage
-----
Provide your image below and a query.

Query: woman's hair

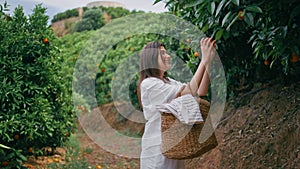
[137,41,168,108]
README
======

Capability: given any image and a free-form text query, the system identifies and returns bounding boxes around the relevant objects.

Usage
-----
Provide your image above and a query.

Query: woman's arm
[197,65,210,96]
[180,37,215,96]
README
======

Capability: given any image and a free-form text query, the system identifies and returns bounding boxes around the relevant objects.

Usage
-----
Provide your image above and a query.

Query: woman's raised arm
[181,37,215,96]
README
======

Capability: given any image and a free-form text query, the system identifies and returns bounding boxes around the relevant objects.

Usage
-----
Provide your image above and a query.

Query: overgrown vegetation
[52,6,144,33]
[0,4,75,168]
[51,8,79,23]
[154,0,300,95]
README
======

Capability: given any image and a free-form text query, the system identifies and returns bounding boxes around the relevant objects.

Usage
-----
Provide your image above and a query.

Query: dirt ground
[24,80,300,168]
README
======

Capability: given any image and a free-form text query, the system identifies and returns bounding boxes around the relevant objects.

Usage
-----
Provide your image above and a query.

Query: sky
[1,0,168,21]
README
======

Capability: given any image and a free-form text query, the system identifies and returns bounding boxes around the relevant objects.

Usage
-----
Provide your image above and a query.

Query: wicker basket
[161,98,218,159]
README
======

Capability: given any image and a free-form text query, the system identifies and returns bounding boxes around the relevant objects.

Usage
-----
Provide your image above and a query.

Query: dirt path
[75,126,140,169]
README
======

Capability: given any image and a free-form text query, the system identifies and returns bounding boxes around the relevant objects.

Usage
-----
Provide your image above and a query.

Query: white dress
[140,77,186,169]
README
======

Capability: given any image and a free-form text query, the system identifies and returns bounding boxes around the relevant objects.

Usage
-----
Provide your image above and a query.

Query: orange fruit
[53,157,59,163]
[238,10,244,20]
[264,60,270,66]
[47,158,52,164]
[1,161,9,166]
[42,38,49,44]
[130,47,134,51]
[291,53,299,63]
[194,52,199,57]
[28,147,33,153]
[14,134,19,140]
[27,164,33,169]
[100,67,106,73]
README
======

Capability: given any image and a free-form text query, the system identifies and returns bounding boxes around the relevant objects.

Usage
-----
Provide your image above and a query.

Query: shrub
[72,8,105,32]
[0,4,75,167]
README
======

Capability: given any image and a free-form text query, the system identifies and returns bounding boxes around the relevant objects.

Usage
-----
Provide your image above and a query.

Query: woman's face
[158,46,171,72]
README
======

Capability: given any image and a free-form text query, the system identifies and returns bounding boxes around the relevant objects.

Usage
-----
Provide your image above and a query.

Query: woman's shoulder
[168,78,185,86]
[141,77,163,88]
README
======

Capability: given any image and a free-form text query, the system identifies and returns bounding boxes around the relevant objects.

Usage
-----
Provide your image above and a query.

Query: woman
[138,38,216,169]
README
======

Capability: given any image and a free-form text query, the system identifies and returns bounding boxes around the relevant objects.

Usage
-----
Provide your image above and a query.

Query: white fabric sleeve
[141,78,183,120]
[156,94,203,125]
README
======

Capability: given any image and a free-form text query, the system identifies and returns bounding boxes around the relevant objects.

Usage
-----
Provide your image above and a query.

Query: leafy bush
[0,5,75,167]
[155,0,300,94]
[72,8,105,32]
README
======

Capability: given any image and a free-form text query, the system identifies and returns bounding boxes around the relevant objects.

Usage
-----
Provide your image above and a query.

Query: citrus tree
[155,0,300,94]
[0,5,75,168]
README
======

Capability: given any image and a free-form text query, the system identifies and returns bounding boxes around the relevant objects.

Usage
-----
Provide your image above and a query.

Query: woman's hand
[200,37,216,66]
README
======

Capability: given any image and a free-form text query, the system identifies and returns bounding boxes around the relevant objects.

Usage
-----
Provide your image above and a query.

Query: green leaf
[16,150,27,161]
[244,13,254,26]
[215,29,224,41]
[201,24,209,33]
[281,26,287,38]
[164,0,176,7]
[216,0,226,17]
[184,0,206,8]
[226,15,238,31]
[270,59,276,69]
[210,2,216,15]
[246,5,263,13]
[153,0,162,5]
[230,0,239,6]
[222,11,232,27]
[0,143,11,149]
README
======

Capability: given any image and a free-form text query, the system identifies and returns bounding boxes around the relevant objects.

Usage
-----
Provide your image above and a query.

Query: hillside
[51,16,81,37]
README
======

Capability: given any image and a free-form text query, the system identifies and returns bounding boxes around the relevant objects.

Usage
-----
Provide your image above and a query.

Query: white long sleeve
[156,94,203,125]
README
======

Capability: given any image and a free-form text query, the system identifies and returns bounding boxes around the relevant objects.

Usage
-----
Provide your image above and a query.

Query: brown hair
[137,41,169,109]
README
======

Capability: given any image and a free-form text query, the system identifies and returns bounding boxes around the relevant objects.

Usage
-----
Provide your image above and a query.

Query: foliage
[99,6,131,19]
[54,30,95,112]
[54,5,144,34]
[0,144,27,168]
[155,0,300,94]
[51,8,79,22]
[69,13,223,109]
[72,8,105,33]
[0,5,75,167]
